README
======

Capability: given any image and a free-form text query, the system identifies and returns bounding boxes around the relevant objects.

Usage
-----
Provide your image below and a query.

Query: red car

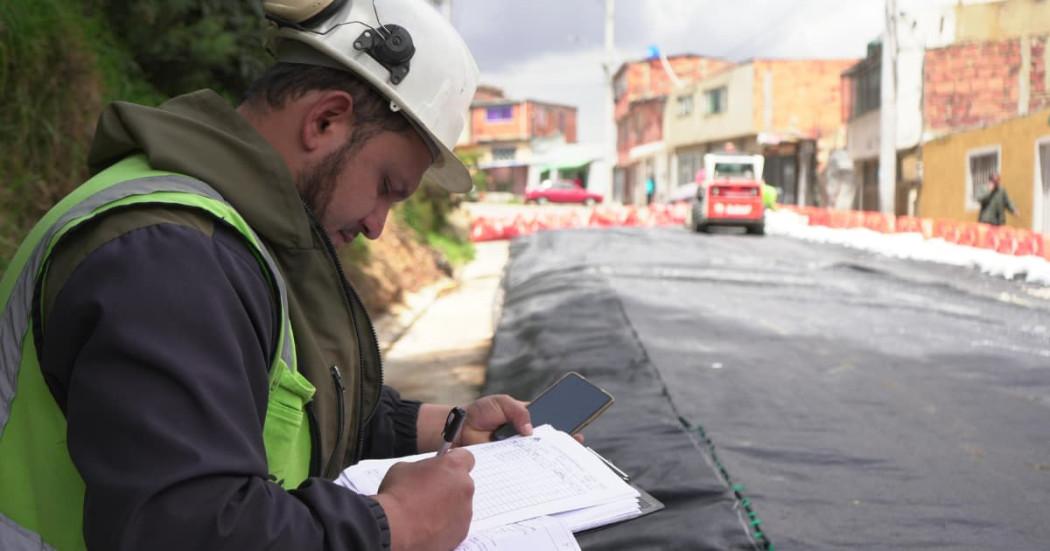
[526,180,603,205]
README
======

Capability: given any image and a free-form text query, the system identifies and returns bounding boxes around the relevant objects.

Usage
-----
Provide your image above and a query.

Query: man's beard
[297,140,356,222]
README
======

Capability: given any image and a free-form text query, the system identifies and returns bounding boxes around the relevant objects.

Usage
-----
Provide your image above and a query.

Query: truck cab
[690,153,766,235]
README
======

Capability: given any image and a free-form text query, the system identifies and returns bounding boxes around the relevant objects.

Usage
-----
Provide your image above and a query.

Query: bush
[91,0,271,101]
[396,181,474,268]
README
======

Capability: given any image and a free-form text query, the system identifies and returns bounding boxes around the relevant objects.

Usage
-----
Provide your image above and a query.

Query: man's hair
[243,62,413,150]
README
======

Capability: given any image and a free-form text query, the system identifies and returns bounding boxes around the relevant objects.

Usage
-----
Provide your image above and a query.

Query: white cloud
[469,0,924,144]
[481,47,613,144]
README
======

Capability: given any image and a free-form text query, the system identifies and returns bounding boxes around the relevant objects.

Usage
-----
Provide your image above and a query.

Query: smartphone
[492,372,614,440]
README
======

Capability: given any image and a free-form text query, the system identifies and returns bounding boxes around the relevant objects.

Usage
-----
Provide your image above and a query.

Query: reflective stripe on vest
[0,155,313,550]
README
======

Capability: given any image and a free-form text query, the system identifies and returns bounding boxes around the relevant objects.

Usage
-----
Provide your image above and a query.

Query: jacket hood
[88,90,312,248]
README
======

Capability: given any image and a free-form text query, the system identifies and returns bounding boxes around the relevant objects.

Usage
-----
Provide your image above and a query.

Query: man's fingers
[443,448,475,471]
[496,395,532,434]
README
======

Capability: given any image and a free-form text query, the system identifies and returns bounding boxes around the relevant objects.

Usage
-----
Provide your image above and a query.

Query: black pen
[437,406,467,456]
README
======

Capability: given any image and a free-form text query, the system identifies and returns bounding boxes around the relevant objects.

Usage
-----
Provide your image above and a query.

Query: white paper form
[336,425,639,534]
[554,498,641,533]
[454,516,580,551]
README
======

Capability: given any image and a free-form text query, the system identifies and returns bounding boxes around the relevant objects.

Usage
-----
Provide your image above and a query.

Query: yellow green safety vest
[0,155,314,550]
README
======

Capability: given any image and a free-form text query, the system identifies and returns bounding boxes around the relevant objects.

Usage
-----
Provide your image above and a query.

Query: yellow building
[955,0,1050,42]
[919,108,1050,232]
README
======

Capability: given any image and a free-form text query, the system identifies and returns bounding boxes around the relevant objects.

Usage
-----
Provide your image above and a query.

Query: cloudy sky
[446,0,896,143]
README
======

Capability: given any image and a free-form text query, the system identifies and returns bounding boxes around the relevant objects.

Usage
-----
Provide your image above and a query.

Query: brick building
[841,1,958,214]
[841,0,1050,217]
[919,33,1050,230]
[613,55,733,204]
[455,86,578,195]
[923,36,1050,138]
[663,58,856,206]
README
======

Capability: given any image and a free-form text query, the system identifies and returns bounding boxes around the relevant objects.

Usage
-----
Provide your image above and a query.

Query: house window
[676,95,694,117]
[486,105,514,122]
[492,147,516,162]
[965,146,1000,211]
[704,87,727,115]
[850,60,881,118]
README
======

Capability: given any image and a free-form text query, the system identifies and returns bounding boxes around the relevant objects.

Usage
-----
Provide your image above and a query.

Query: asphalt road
[488,225,1050,550]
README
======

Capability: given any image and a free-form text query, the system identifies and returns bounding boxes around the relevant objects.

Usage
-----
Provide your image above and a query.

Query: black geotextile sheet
[482,232,763,550]
[483,227,1050,550]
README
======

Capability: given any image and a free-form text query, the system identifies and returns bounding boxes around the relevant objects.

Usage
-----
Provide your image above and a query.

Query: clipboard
[584,447,666,530]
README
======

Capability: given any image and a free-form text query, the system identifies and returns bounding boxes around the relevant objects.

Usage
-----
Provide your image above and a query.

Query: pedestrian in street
[646,176,656,204]
[0,1,534,550]
[978,172,1017,226]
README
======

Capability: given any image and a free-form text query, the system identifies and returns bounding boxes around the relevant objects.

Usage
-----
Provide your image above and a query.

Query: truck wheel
[747,224,765,236]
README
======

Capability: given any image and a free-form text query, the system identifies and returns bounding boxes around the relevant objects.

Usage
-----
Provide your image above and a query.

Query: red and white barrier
[780,206,1050,262]
[470,204,690,243]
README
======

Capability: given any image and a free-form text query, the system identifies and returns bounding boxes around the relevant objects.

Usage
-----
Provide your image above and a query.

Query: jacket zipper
[326,365,346,476]
[303,204,384,469]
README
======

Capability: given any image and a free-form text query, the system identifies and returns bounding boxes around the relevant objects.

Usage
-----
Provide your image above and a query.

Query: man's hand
[457,395,585,445]
[458,394,532,446]
[373,449,475,551]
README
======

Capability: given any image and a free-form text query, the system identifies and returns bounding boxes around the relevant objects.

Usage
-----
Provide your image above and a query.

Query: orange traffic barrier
[862,212,896,233]
[773,206,1048,259]
[471,205,1049,261]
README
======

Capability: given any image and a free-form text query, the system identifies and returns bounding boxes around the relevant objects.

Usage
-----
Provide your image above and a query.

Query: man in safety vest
[0,1,536,550]
[761,182,779,211]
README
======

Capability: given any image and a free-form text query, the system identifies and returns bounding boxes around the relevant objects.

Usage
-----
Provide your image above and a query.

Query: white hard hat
[264,0,479,192]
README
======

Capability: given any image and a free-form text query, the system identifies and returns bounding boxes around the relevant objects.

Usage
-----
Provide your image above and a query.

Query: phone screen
[493,372,613,440]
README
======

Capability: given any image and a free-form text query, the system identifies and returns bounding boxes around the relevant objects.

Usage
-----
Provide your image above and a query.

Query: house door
[1040,141,1050,233]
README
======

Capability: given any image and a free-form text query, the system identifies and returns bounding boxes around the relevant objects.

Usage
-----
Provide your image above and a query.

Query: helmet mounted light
[353,25,414,85]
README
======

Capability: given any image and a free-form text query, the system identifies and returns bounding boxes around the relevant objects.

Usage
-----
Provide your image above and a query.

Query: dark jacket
[35,90,419,550]
[978,185,1017,226]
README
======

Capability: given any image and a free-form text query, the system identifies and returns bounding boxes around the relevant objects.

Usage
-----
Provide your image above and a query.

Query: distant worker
[762,181,779,211]
[978,173,1017,226]
[646,176,656,204]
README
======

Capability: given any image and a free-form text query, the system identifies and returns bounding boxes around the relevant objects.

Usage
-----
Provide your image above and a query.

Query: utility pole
[878,0,898,214]
[603,0,617,202]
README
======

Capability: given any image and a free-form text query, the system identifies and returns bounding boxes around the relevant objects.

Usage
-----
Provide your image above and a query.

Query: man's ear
[301,90,355,153]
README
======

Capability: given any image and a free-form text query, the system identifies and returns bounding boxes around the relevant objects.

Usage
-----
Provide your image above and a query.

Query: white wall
[847,110,881,161]
[587,159,613,200]
[897,2,956,149]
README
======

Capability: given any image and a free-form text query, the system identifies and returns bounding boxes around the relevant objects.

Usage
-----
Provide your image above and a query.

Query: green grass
[0,0,164,275]
[426,232,475,268]
[394,183,474,268]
